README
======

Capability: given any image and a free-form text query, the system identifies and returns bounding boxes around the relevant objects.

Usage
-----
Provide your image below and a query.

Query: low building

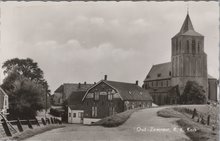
[81,75,153,124]
[67,91,85,124]
[0,87,9,115]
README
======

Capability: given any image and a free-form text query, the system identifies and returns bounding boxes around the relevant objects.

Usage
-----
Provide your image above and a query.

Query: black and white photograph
[0,1,219,141]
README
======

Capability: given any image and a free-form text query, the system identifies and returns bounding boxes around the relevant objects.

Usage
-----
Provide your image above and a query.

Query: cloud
[90,17,105,26]
[1,1,218,92]
[132,19,150,27]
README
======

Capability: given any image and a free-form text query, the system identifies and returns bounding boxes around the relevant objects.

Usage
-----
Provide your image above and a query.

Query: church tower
[171,14,208,97]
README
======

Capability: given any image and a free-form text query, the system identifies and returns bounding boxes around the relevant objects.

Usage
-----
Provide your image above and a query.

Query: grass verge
[93,108,140,127]
[157,107,218,141]
[7,124,65,141]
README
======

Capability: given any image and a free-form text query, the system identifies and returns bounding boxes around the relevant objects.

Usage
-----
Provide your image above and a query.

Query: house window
[4,98,8,108]
[157,73,161,77]
[69,113,71,117]
[169,71,171,76]
[198,42,200,53]
[108,94,113,100]
[94,92,99,100]
[187,40,190,53]
[73,113,76,117]
[192,39,196,54]
[92,106,98,117]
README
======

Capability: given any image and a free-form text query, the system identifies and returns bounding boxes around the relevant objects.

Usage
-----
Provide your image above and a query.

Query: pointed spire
[179,14,194,34]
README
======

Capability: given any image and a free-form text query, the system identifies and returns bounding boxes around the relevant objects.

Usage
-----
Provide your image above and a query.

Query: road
[25,107,190,141]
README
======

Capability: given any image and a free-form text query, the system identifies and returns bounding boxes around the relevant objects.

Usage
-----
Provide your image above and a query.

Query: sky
[0,1,219,93]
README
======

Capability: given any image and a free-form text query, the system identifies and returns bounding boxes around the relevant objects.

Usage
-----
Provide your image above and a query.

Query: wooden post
[47,118,50,124]
[53,117,56,124]
[1,118,12,136]
[41,118,46,125]
[16,118,23,132]
[207,115,210,125]
[192,108,197,119]
[27,119,33,129]
[49,117,53,124]
[35,118,40,126]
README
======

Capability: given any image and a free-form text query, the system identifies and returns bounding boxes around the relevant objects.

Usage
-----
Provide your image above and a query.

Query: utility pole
[45,86,47,119]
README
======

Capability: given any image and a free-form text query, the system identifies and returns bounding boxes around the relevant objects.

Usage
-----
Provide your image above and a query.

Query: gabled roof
[144,62,171,81]
[68,91,86,110]
[174,14,203,37]
[104,80,152,101]
[54,83,93,99]
[83,80,152,101]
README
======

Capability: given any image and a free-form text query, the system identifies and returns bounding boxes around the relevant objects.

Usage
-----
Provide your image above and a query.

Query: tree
[2,58,50,94]
[1,58,51,119]
[180,81,206,104]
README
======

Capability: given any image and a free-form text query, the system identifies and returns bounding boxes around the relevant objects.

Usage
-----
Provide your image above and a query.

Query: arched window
[192,40,196,54]
[187,40,190,53]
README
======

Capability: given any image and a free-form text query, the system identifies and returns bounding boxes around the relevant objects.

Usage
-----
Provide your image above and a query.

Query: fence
[0,114,62,138]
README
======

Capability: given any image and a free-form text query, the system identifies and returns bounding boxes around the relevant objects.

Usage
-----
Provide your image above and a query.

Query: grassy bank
[7,124,65,141]
[93,108,140,127]
[157,106,219,141]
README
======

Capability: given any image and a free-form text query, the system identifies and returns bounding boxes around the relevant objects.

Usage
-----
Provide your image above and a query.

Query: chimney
[135,80,139,86]
[78,83,81,89]
[104,75,107,81]
[84,81,86,85]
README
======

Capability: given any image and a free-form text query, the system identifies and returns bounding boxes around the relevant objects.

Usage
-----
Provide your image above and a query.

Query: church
[142,13,218,105]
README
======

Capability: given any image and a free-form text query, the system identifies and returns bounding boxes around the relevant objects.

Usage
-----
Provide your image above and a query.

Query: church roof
[144,62,215,82]
[144,62,172,81]
[174,14,203,37]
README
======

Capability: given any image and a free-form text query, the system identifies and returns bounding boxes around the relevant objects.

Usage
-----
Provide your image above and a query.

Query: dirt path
[25,107,190,141]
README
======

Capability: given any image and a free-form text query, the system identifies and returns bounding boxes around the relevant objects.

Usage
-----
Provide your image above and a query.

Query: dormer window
[157,73,161,77]
[169,71,171,76]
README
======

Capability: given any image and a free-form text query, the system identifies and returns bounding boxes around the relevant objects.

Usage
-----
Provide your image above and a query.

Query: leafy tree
[1,59,51,119]
[2,58,50,94]
[180,81,206,104]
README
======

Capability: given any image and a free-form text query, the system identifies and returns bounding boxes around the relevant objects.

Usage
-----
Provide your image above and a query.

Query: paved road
[25,107,190,141]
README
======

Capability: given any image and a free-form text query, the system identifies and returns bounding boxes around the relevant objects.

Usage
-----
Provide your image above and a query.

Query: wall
[83,81,124,119]
[124,100,152,110]
[208,79,218,101]
[68,107,84,124]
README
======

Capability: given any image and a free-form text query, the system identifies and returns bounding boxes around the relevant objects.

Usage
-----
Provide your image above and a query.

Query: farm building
[67,76,153,124]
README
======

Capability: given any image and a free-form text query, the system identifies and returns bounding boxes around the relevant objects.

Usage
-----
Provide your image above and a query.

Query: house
[52,82,93,106]
[0,87,9,115]
[80,75,153,124]
[142,13,218,105]
[67,91,85,124]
